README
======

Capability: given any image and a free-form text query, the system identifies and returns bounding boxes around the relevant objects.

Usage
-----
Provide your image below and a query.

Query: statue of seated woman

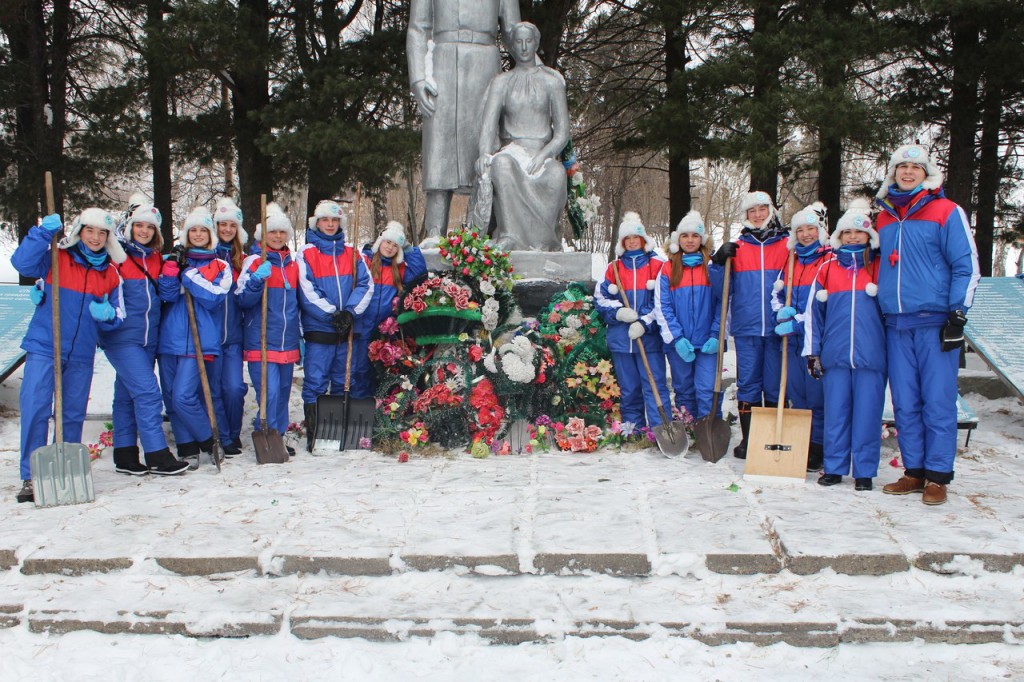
[475,22,570,252]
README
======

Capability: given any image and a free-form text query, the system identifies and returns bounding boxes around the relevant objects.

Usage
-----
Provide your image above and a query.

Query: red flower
[412,300,427,313]
[469,345,483,362]
[462,267,470,276]
[398,452,409,463]
[467,255,475,263]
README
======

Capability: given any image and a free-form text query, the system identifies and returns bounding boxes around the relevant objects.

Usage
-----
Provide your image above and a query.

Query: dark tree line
[1,0,1021,273]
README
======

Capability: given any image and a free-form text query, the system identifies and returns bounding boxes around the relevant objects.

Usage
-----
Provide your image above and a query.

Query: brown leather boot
[882,475,925,495]
[922,481,948,505]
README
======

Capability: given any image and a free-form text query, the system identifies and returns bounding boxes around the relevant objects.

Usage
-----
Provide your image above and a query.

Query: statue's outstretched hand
[411,80,437,118]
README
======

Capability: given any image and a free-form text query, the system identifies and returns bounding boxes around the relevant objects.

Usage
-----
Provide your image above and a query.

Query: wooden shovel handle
[343,182,363,393]
[776,251,796,439]
[611,262,669,423]
[259,194,269,428]
[45,172,63,442]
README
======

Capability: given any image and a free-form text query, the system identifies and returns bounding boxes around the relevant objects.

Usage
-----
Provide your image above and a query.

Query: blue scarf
[76,242,108,268]
[884,184,922,208]
[795,242,823,263]
[836,243,870,270]
[681,253,704,268]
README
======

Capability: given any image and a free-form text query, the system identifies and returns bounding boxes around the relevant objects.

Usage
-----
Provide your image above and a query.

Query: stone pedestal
[422,250,598,316]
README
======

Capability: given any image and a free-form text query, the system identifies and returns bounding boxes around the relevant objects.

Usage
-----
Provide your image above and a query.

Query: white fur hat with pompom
[177,207,216,248]
[787,201,829,250]
[831,198,878,250]
[669,210,708,252]
[615,211,654,257]
[740,190,779,230]
[255,202,294,242]
[307,200,347,232]
[212,197,248,246]
[371,221,407,264]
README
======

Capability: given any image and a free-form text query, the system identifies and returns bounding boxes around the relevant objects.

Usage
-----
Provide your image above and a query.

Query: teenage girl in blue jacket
[771,203,831,472]
[210,197,248,456]
[102,200,188,476]
[804,200,885,491]
[595,212,670,428]
[14,208,126,502]
[654,210,723,422]
[353,221,427,400]
[157,207,232,463]
[237,203,301,454]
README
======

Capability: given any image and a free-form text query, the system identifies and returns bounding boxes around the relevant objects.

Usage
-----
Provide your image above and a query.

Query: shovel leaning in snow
[612,265,688,457]
[252,195,289,464]
[31,171,95,507]
[743,252,811,481]
[694,259,732,462]
[183,287,222,472]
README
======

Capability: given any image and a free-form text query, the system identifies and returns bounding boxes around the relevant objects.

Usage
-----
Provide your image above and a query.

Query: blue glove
[252,259,272,281]
[701,337,719,355]
[776,306,796,323]
[41,214,63,234]
[674,337,695,363]
[89,294,115,322]
[29,284,45,306]
[775,320,795,337]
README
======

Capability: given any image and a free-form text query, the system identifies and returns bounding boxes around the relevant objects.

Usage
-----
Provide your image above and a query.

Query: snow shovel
[694,260,732,462]
[338,183,376,451]
[744,252,811,482]
[252,194,289,464]
[183,288,222,471]
[507,419,530,454]
[31,171,95,507]
[612,266,688,457]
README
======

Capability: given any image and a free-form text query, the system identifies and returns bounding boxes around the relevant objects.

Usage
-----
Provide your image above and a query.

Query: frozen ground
[1,351,1023,680]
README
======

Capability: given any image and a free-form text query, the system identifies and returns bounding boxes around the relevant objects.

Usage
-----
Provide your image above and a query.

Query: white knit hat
[740,191,779,230]
[177,207,216,248]
[787,202,829,250]
[255,202,294,242]
[615,211,654,257]
[61,207,126,264]
[668,210,708,252]
[307,200,347,231]
[876,144,943,199]
[371,221,407,264]
[831,198,878,249]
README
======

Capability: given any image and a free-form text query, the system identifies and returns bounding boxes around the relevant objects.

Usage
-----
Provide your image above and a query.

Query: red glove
[161,259,180,278]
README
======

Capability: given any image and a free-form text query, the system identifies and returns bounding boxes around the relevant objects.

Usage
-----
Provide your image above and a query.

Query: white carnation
[566,315,582,330]
[484,297,500,312]
[502,353,535,383]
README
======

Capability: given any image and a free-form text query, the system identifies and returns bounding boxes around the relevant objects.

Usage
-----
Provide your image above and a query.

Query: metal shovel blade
[31,442,95,507]
[252,427,289,464]
[315,395,346,444]
[342,397,376,451]
[694,415,732,463]
[507,419,530,454]
[653,421,689,458]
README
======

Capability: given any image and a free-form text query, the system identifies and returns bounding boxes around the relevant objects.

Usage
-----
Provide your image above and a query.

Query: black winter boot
[113,446,149,476]
[806,442,824,472]
[304,403,317,453]
[177,441,200,469]
[734,401,753,459]
[16,480,34,504]
[145,448,189,476]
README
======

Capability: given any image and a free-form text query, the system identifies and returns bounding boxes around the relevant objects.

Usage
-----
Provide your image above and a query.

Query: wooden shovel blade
[253,428,289,464]
[743,406,812,479]
[694,415,731,463]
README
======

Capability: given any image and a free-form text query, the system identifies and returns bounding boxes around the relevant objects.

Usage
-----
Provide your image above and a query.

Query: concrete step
[2,569,1020,647]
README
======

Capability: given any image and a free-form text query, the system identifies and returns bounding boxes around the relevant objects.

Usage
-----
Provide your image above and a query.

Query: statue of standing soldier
[407,0,521,243]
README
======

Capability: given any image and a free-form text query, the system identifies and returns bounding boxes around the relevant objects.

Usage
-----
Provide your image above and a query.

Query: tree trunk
[974,74,1002,277]
[146,0,173,250]
[944,11,980,217]
[747,1,782,198]
[815,0,845,215]
[233,0,273,240]
[665,17,691,226]
[518,0,574,68]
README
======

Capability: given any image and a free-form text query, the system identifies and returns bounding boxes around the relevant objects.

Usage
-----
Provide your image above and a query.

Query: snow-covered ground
[1,349,1023,679]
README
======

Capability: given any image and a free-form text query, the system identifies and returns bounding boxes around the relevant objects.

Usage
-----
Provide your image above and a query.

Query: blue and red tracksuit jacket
[296,229,372,336]
[875,188,980,325]
[727,232,790,337]
[13,227,125,362]
[356,245,428,338]
[157,251,232,357]
[237,247,301,363]
[101,239,162,349]
[215,243,245,347]
[595,249,665,353]
[654,256,723,347]
[804,249,885,372]
[771,245,831,354]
